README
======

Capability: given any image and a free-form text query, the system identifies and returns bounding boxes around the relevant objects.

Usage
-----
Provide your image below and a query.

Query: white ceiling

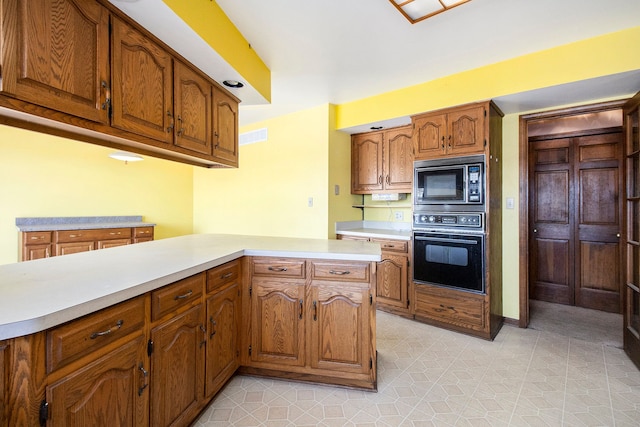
[111,0,640,132]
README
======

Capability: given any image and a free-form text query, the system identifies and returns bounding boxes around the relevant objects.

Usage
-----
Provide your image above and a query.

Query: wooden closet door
[574,132,623,312]
[529,137,574,305]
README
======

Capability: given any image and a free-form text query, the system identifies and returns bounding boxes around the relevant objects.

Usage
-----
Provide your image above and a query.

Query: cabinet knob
[533,229,537,233]
[616,233,621,238]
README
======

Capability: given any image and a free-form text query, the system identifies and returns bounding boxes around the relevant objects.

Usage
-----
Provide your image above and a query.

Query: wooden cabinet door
[55,241,95,256]
[212,86,239,166]
[0,0,110,123]
[309,284,371,375]
[351,132,384,193]
[205,282,240,398]
[150,304,205,427]
[376,254,408,309]
[111,17,173,143]
[447,105,485,156]
[384,126,413,191]
[97,238,131,249]
[413,112,447,159]
[250,280,305,367]
[47,335,148,427]
[24,244,52,260]
[174,61,212,155]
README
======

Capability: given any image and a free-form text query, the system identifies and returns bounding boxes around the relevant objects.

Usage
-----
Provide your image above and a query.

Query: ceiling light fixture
[389,0,472,24]
[223,80,244,88]
[109,151,143,164]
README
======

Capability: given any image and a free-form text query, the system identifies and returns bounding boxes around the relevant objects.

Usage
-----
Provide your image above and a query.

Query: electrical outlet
[334,185,340,195]
[394,211,403,220]
[506,197,515,209]
[308,197,313,207]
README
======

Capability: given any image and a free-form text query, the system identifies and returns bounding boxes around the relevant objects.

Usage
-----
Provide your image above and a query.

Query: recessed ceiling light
[223,80,244,88]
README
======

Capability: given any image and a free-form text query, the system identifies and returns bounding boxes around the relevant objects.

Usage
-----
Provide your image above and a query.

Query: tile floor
[194,306,640,426]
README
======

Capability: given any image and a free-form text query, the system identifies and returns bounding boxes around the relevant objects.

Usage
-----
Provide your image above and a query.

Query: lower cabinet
[150,304,205,427]
[0,341,6,427]
[46,335,149,427]
[243,257,377,390]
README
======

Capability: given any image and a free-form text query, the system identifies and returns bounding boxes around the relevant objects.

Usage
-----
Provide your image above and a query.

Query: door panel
[624,92,640,369]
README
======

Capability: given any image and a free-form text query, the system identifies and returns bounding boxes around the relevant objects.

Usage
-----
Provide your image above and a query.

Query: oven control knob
[460,217,467,223]
[428,215,436,223]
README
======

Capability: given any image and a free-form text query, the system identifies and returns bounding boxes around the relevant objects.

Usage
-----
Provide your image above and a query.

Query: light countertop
[335,221,411,241]
[0,234,380,340]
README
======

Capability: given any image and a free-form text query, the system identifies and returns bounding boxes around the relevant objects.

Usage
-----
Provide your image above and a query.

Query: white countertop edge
[0,235,380,340]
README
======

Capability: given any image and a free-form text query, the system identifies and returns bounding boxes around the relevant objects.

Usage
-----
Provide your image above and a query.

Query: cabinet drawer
[97,238,131,249]
[134,226,154,238]
[372,239,408,253]
[252,258,306,279]
[23,231,52,244]
[47,296,146,372]
[414,287,484,329]
[56,228,132,242]
[207,259,241,293]
[152,273,204,321]
[311,261,370,283]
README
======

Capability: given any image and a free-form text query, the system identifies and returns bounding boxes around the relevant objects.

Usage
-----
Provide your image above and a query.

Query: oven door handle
[414,236,479,245]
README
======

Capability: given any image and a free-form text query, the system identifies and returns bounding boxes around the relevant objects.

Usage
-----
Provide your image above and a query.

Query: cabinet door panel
[55,241,94,256]
[250,280,305,367]
[151,304,204,427]
[384,126,413,191]
[111,17,173,143]
[413,113,446,159]
[212,87,239,166]
[47,335,148,427]
[1,0,110,123]
[377,254,408,308]
[205,282,239,398]
[351,132,384,193]
[448,106,484,156]
[175,61,212,154]
[309,285,371,375]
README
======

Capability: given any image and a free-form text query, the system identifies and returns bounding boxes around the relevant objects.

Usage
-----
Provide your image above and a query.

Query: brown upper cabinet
[413,103,488,159]
[0,0,111,123]
[351,125,413,194]
[0,0,239,168]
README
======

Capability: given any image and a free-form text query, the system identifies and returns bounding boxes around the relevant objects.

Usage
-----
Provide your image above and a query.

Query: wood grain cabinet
[149,273,205,427]
[20,226,154,261]
[205,260,241,398]
[338,235,411,316]
[351,125,413,194]
[0,0,239,168]
[413,103,488,159]
[0,0,111,124]
[44,295,149,426]
[243,257,377,390]
[0,340,6,427]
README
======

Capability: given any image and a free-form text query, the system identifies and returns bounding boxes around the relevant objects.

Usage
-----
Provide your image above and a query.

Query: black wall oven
[413,229,485,293]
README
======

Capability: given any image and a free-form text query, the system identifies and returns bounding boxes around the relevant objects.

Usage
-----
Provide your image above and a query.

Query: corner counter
[0,234,380,340]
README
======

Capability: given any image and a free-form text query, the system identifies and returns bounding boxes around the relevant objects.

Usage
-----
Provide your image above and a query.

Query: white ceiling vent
[239,128,268,146]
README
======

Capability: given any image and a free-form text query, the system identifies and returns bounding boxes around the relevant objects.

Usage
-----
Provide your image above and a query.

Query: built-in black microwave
[413,154,484,206]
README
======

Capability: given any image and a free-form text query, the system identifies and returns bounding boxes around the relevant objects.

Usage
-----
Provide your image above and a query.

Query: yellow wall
[0,125,194,265]
[193,105,332,238]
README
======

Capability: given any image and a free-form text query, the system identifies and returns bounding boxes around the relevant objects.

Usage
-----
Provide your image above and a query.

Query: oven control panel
[413,213,483,229]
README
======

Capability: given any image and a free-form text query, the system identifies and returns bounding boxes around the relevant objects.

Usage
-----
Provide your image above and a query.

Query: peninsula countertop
[0,234,381,340]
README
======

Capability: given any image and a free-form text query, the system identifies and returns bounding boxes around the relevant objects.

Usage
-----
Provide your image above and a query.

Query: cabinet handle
[90,319,123,339]
[177,115,184,136]
[313,300,317,321]
[138,363,148,396]
[439,304,456,311]
[109,231,121,236]
[299,299,304,320]
[200,324,207,348]
[210,318,217,338]
[221,272,233,279]
[329,270,350,275]
[174,290,193,300]
[378,175,383,184]
[385,175,390,185]
[441,136,445,150]
[166,110,175,133]
[268,266,288,272]
[101,81,111,111]
[448,135,452,149]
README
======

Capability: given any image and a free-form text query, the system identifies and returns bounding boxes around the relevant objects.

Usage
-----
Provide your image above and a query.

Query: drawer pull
[90,319,123,339]
[30,236,42,240]
[438,304,456,312]
[221,272,234,279]
[299,299,304,320]
[329,270,350,275]
[383,244,394,248]
[109,231,121,236]
[174,290,193,300]
[268,266,288,272]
